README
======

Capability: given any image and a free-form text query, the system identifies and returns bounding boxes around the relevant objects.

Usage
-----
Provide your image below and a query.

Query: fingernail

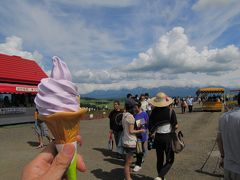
[63,144,74,156]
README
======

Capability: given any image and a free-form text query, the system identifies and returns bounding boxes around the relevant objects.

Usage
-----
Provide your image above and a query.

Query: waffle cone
[39,108,87,144]
[46,119,79,144]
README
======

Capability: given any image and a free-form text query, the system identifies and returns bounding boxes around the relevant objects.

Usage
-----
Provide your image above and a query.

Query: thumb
[44,144,75,180]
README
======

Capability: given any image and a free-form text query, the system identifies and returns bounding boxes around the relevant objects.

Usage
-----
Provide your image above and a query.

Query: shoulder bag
[170,109,185,153]
[171,131,185,153]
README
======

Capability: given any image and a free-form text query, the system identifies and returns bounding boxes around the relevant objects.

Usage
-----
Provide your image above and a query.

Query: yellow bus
[225,89,240,110]
[196,88,224,112]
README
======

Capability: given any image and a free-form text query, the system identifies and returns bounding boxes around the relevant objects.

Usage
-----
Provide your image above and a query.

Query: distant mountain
[82,86,200,99]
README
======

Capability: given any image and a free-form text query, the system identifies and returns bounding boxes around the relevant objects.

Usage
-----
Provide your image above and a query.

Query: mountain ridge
[82,86,207,99]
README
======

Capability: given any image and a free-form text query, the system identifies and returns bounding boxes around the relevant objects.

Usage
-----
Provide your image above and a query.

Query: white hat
[149,92,173,107]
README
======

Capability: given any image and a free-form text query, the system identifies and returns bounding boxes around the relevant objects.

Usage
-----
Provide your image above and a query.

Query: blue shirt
[134,111,149,142]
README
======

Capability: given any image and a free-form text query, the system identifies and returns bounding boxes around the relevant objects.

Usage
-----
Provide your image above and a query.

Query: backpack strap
[169,108,172,120]
[169,108,176,133]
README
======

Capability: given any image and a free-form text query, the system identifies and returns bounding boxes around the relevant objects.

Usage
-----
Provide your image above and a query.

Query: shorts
[124,147,136,155]
[34,120,49,137]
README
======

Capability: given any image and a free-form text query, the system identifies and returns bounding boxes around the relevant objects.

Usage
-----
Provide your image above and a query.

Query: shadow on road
[27,141,39,147]
[103,158,124,166]
[91,168,153,180]
[91,168,123,180]
[93,147,116,158]
[93,147,125,166]
[193,108,203,112]
[195,169,224,178]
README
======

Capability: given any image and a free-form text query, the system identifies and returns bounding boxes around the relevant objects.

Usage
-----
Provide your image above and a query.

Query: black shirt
[108,109,123,132]
[148,107,177,133]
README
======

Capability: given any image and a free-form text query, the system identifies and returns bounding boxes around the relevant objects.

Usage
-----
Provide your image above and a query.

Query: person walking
[148,92,178,180]
[133,101,149,172]
[181,98,187,114]
[186,96,193,112]
[140,94,148,112]
[145,93,152,116]
[122,100,145,180]
[108,100,124,157]
[217,92,240,180]
[34,109,52,148]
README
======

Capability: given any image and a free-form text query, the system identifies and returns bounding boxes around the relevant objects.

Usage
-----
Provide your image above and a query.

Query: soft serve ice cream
[34,56,87,180]
[35,56,79,115]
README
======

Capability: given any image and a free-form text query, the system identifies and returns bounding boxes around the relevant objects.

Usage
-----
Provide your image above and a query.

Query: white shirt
[219,107,240,174]
[156,124,172,134]
[146,98,152,111]
[186,98,193,106]
[141,100,148,112]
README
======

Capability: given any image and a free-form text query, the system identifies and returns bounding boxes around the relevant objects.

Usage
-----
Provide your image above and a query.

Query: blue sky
[0,0,240,94]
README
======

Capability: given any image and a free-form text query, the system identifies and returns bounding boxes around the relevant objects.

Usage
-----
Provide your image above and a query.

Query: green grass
[80,98,124,110]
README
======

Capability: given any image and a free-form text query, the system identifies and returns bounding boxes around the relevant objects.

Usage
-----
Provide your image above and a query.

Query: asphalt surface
[0,105,224,180]
[0,107,35,125]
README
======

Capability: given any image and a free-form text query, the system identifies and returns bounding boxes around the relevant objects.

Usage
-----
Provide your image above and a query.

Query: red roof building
[0,53,47,108]
[0,53,47,94]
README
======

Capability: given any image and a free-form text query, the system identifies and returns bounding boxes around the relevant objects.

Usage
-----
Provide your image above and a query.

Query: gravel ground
[0,105,224,180]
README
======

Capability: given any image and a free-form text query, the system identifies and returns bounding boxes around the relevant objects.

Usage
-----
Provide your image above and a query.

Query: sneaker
[133,165,142,172]
[154,177,162,180]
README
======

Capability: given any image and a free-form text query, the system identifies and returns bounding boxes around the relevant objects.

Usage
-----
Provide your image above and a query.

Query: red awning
[0,83,38,94]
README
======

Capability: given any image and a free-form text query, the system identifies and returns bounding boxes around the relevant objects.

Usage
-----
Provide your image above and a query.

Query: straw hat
[149,92,173,107]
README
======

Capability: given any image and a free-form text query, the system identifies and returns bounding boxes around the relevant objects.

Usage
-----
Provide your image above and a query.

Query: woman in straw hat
[148,92,178,180]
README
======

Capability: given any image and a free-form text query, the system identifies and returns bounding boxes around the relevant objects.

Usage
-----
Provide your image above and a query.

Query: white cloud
[190,0,240,48]
[78,70,240,94]
[1,1,240,94]
[74,27,240,94]
[0,1,125,70]
[50,0,137,7]
[0,36,43,63]
[74,69,164,85]
[126,27,240,74]
[192,0,232,11]
[74,69,112,83]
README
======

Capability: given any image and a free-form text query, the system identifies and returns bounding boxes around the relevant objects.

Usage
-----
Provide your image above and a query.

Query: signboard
[16,87,38,92]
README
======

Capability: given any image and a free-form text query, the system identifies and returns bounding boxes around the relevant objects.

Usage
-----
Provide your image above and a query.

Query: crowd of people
[22,92,240,180]
[172,96,194,113]
[108,92,179,180]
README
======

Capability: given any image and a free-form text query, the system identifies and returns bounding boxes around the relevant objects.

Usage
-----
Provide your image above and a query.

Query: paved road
[0,107,35,125]
[0,106,224,180]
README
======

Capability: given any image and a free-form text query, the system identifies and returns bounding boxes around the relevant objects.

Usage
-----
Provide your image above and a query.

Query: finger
[76,154,87,172]
[44,144,75,179]
[21,143,58,179]
[76,135,82,146]
[34,142,57,164]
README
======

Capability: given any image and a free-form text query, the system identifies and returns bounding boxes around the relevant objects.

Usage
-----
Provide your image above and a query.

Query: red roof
[0,53,47,85]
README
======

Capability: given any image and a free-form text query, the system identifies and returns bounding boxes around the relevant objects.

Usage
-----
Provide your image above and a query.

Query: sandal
[36,144,44,149]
